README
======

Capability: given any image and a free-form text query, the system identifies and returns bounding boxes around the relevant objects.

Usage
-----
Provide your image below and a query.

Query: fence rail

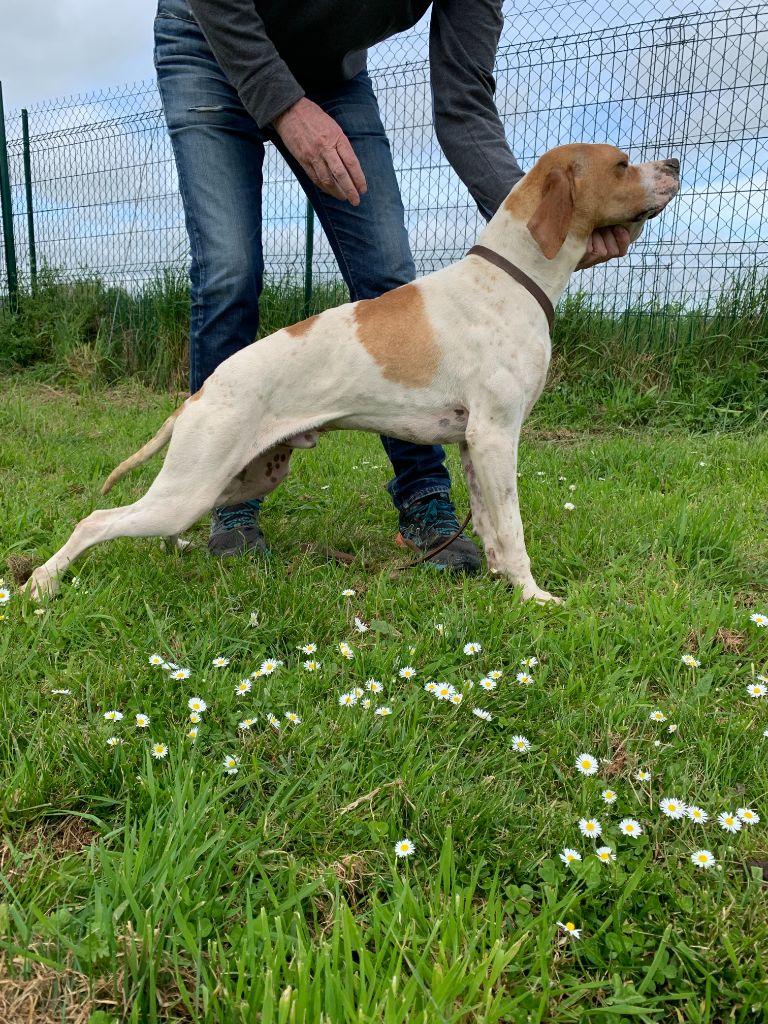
[1,0,767,314]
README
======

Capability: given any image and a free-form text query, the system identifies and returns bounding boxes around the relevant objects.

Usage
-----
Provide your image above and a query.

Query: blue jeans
[154,0,451,512]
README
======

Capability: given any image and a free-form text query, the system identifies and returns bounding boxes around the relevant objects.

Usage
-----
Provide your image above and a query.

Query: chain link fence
[1,0,766,316]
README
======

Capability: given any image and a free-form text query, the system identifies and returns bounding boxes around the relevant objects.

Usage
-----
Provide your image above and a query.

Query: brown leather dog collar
[467,244,555,333]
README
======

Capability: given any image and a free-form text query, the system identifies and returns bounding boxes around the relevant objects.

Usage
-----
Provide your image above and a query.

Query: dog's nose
[663,158,680,175]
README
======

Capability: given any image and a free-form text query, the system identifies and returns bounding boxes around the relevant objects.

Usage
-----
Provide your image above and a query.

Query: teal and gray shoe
[396,496,480,572]
[208,499,268,557]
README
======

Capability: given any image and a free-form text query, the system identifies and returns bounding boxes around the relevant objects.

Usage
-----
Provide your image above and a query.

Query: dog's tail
[101,407,182,495]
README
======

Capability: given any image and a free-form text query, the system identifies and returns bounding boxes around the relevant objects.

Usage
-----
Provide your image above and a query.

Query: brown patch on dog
[189,384,205,401]
[284,314,319,338]
[353,283,441,388]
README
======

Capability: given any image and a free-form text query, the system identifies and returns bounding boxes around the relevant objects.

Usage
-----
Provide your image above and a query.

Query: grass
[0,266,766,432]
[0,370,767,1022]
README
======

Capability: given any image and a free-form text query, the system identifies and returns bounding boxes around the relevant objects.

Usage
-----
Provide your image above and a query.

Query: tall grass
[1,265,766,428]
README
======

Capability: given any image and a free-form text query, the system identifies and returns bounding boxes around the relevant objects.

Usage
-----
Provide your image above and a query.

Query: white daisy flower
[718,811,742,833]
[394,838,414,857]
[338,643,354,660]
[681,654,700,668]
[135,714,150,728]
[749,612,767,627]
[212,657,230,668]
[238,718,256,731]
[235,680,252,696]
[354,617,369,633]
[516,672,534,686]
[479,677,497,691]
[488,669,503,680]
[303,660,320,672]
[300,643,317,654]
[746,683,767,699]
[660,797,687,820]
[649,710,667,722]
[575,753,599,776]
[366,680,383,693]
[687,806,709,823]
[595,846,616,863]
[398,666,416,679]
[472,708,492,721]
[563,502,575,511]
[151,742,168,759]
[170,668,191,680]
[737,807,760,825]
[186,727,198,739]
[106,736,123,747]
[285,712,301,724]
[375,706,393,716]
[463,642,482,655]
[578,818,602,838]
[249,612,260,627]
[103,710,123,722]
[338,692,358,707]
[559,848,582,865]
[520,657,538,668]
[449,693,463,705]
[260,659,282,675]
[187,697,207,713]
[434,623,445,635]
[436,683,456,700]
[189,712,201,724]
[601,789,618,804]
[424,681,439,694]
[148,654,164,666]
[634,769,651,782]
[511,735,531,752]
[361,698,372,710]
[223,754,240,774]
[51,689,71,695]
[691,849,716,869]
[557,921,582,938]
[341,589,356,597]
[267,713,280,730]
[618,818,643,838]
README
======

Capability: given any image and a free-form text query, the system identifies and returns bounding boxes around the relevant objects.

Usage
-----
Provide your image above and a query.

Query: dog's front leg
[465,417,561,604]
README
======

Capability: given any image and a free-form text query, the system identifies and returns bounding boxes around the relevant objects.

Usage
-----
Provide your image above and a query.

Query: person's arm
[429,0,523,220]
[429,0,629,265]
[187,0,367,204]
[187,0,304,128]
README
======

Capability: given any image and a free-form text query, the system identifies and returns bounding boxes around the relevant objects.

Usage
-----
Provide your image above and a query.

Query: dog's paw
[522,582,562,605]
[24,568,59,602]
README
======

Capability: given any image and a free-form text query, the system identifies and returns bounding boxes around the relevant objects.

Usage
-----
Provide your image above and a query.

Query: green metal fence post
[21,108,37,292]
[0,81,19,312]
[302,199,314,320]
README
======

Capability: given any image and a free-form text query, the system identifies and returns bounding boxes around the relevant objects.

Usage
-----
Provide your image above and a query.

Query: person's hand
[273,97,367,205]
[576,226,631,270]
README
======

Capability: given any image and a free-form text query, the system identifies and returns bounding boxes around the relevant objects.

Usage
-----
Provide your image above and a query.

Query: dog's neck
[474,210,588,307]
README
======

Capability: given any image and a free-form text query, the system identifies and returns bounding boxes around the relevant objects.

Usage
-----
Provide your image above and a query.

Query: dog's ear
[527,165,576,259]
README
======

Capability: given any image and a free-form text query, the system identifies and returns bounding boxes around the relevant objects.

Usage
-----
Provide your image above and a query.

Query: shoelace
[214,500,261,531]
[408,498,460,536]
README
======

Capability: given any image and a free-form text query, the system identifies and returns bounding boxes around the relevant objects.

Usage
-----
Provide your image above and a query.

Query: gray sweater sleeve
[187,0,305,128]
[429,0,524,219]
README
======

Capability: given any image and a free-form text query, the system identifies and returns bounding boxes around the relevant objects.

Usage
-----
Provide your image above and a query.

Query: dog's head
[507,144,680,260]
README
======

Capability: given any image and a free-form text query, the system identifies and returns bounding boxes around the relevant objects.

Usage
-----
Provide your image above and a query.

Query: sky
[0,0,156,113]
[1,0,763,311]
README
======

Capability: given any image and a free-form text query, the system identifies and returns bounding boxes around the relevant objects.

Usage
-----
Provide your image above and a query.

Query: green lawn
[1,374,767,1023]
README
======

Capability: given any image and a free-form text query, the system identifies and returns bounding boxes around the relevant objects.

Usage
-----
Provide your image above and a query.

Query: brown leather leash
[397,245,554,570]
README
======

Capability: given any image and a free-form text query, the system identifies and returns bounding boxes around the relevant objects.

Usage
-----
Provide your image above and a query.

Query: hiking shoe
[208,500,268,558]
[395,496,480,572]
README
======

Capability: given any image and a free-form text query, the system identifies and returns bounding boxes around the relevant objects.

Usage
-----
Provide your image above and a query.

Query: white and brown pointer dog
[26,144,679,603]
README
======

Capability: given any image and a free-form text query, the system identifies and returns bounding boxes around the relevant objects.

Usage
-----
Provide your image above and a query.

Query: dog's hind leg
[25,489,217,599]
